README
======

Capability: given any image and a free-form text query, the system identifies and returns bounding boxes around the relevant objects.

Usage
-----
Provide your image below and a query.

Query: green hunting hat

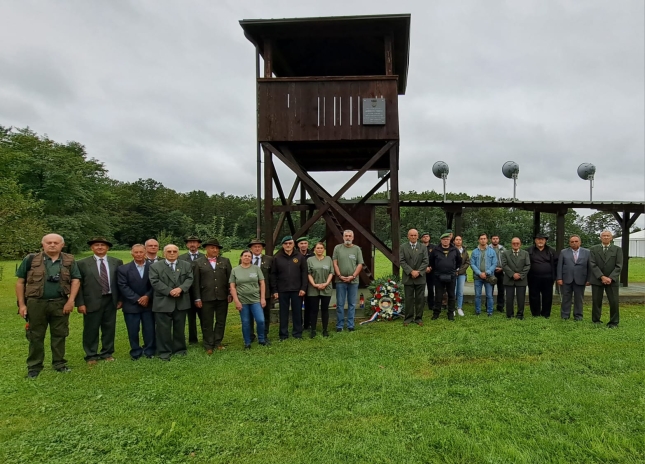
[184,235,202,243]
[440,233,451,240]
[280,235,294,245]
[87,237,113,248]
[201,238,223,249]
[247,238,266,247]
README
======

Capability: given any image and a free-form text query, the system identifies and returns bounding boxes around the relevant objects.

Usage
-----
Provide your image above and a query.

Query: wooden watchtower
[240,14,411,281]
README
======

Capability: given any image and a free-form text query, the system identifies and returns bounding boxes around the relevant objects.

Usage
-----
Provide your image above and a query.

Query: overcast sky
[1,0,643,222]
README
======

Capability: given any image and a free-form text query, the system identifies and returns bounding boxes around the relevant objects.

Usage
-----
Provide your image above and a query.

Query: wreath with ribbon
[361,277,403,324]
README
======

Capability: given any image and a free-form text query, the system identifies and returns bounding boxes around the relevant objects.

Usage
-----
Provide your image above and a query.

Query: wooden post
[300,183,306,229]
[263,146,274,255]
[263,39,273,78]
[555,210,566,253]
[454,209,463,238]
[384,35,393,75]
[533,211,541,238]
[390,143,400,276]
[445,211,454,230]
[620,210,630,287]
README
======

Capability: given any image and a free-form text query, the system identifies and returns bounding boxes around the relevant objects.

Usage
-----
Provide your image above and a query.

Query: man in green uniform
[15,233,81,378]
[589,230,623,328]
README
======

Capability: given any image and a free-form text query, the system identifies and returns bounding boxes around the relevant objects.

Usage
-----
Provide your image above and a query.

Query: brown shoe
[217,345,225,351]
[206,349,214,355]
[87,360,98,366]
[104,356,116,362]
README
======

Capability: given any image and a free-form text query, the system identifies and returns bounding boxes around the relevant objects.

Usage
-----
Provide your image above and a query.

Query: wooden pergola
[241,14,411,282]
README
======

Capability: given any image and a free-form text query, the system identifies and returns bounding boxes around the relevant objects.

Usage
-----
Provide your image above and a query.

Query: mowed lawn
[0,252,644,463]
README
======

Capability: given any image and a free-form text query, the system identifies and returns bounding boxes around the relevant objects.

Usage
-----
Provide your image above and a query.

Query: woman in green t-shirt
[229,250,267,349]
[306,242,334,338]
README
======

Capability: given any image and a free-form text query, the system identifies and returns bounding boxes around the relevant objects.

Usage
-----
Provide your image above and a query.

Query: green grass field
[1,251,644,463]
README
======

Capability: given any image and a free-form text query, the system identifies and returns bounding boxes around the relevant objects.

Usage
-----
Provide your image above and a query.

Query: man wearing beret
[76,237,123,365]
[248,238,274,342]
[271,236,308,340]
[297,237,314,330]
[527,233,558,318]
[149,244,194,360]
[178,235,204,344]
[192,239,232,353]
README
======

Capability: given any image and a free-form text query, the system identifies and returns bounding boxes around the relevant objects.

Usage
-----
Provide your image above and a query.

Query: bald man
[149,244,194,360]
[15,234,81,378]
[400,229,429,325]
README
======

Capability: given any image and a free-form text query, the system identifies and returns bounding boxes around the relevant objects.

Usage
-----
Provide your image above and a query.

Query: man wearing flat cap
[527,233,558,318]
[271,235,308,340]
[178,235,204,344]
[76,237,123,364]
[192,239,232,353]
[297,237,314,330]
[247,238,274,341]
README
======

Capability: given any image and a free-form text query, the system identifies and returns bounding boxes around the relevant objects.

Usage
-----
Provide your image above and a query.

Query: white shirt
[135,262,146,278]
[409,242,418,249]
[165,259,177,271]
[94,255,111,288]
[252,254,262,266]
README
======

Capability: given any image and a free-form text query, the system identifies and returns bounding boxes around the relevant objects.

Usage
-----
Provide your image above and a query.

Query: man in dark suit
[193,238,232,354]
[557,235,591,321]
[149,244,194,360]
[500,237,531,319]
[400,229,429,325]
[589,230,623,328]
[420,232,435,311]
[527,233,558,318]
[117,244,155,360]
[76,237,123,365]
[178,235,204,345]
[248,238,274,341]
[429,233,462,321]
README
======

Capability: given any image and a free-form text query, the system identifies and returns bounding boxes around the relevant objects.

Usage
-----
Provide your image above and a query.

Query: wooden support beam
[555,210,566,253]
[446,211,454,230]
[273,204,312,213]
[283,141,395,240]
[263,39,273,78]
[265,143,397,263]
[384,35,393,75]
[272,170,296,235]
[389,144,400,275]
[533,211,541,238]
[263,147,274,255]
[273,178,300,244]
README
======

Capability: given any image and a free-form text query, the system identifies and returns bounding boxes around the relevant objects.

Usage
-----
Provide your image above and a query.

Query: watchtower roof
[240,14,411,95]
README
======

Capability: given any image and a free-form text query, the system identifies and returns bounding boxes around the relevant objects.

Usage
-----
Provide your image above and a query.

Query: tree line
[0,126,630,260]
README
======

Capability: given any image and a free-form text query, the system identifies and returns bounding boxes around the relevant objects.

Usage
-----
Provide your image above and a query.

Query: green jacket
[588,244,622,286]
[149,260,194,312]
[75,255,123,312]
[400,242,429,285]
[500,250,531,286]
[192,256,232,301]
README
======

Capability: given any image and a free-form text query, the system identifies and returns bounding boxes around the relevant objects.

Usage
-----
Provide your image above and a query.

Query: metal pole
[513,175,517,201]
[255,46,262,239]
[442,175,447,201]
[589,177,593,201]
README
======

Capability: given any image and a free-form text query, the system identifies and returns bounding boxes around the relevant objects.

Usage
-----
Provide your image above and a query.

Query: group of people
[15,230,365,378]
[16,227,623,379]
[400,229,623,327]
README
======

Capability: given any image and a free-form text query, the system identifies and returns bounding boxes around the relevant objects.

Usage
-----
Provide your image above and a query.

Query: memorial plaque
[362,98,386,125]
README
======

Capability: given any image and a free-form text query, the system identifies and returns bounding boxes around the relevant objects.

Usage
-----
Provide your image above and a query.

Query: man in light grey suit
[149,244,194,360]
[557,235,591,321]
[400,229,429,326]
[500,237,531,319]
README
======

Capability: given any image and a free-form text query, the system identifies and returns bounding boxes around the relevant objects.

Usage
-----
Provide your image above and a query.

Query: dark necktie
[254,256,260,266]
[99,258,110,295]
[604,246,608,254]
[514,252,518,257]
[192,254,198,261]
[170,262,175,272]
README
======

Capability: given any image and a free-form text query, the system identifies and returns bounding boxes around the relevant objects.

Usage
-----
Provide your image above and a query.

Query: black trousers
[591,284,620,325]
[278,291,302,340]
[303,295,313,329]
[26,298,68,372]
[528,276,554,317]
[505,285,527,318]
[426,272,434,310]
[308,295,331,332]
[494,270,505,311]
[560,283,585,320]
[155,309,187,359]
[82,295,117,361]
[251,296,273,339]
[186,304,202,343]
[123,311,155,359]
[200,299,228,350]
[404,283,426,322]
[433,278,456,315]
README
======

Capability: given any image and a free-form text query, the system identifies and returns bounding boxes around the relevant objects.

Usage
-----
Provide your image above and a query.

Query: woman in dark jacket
[454,236,470,317]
